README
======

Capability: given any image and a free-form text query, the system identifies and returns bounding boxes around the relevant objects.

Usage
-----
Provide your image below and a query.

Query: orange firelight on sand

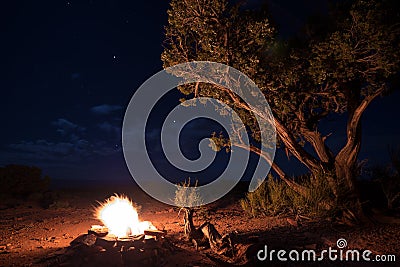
[95,194,156,238]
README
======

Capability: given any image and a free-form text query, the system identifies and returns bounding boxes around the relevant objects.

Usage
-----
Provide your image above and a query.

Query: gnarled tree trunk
[182,208,234,256]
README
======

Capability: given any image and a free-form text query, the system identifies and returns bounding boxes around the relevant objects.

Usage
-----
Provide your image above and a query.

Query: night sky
[1,0,399,184]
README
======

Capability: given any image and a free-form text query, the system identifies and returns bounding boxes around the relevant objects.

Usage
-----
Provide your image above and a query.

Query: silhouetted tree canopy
[162,0,400,219]
[0,164,50,196]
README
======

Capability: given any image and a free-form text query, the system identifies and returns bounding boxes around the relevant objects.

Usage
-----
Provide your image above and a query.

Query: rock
[82,234,97,246]
[62,233,70,238]
[70,234,97,247]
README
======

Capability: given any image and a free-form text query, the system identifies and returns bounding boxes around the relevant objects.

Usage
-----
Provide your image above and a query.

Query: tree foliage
[162,0,400,218]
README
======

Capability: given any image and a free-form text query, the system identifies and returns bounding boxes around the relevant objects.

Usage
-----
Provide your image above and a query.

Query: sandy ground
[1,183,399,266]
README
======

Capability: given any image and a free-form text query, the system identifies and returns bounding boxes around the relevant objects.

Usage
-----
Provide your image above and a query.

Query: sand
[1,182,399,266]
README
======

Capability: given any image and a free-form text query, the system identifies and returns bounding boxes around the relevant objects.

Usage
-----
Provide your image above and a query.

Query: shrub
[174,178,206,237]
[370,148,400,209]
[174,178,204,208]
[292,173,336,217]
[240,173,336,218]
[0,164,50,197]
[240,177,289,217]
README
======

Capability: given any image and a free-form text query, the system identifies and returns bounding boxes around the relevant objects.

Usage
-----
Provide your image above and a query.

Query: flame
[95,194,156,238]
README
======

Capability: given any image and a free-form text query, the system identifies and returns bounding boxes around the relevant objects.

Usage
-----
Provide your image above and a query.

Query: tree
[162,0,400,219]
[0,164,50,196]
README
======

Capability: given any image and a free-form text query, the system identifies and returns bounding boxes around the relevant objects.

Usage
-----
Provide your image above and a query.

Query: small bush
[240,177,289,217]
[240,173,335,218]
[174,178,204,208]
[292,174,336,217]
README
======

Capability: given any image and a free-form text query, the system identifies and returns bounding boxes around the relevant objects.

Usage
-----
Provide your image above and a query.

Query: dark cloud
[97,121,121,134]
[91,104,123,115]
[52,118,85,135]
[10,140,74,156]
[5,137,119,164]
[52,118,86,146]
[0,115,121,170]
[52,118,78,129]
[6,139,89,164]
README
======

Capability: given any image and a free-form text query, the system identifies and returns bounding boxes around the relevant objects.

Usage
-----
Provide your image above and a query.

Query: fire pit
[65,226,172,266]
[44,195,175,267]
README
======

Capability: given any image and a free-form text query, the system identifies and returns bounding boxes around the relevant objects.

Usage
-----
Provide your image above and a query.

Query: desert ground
[0,181,399,266]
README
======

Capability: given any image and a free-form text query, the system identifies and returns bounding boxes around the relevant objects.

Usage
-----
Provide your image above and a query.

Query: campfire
[40,194,245,266]
[44,195,174,267]
[93,194,157,238]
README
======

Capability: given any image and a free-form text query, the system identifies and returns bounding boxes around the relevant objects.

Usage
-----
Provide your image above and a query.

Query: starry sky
[1,0,399,184]
[2,0,172,182]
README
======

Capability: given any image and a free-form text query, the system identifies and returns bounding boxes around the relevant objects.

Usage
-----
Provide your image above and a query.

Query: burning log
[89,225,108,237]
[144,229,167,239]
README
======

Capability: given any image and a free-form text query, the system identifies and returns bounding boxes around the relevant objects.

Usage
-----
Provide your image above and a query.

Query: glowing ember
[95,194,156,238]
